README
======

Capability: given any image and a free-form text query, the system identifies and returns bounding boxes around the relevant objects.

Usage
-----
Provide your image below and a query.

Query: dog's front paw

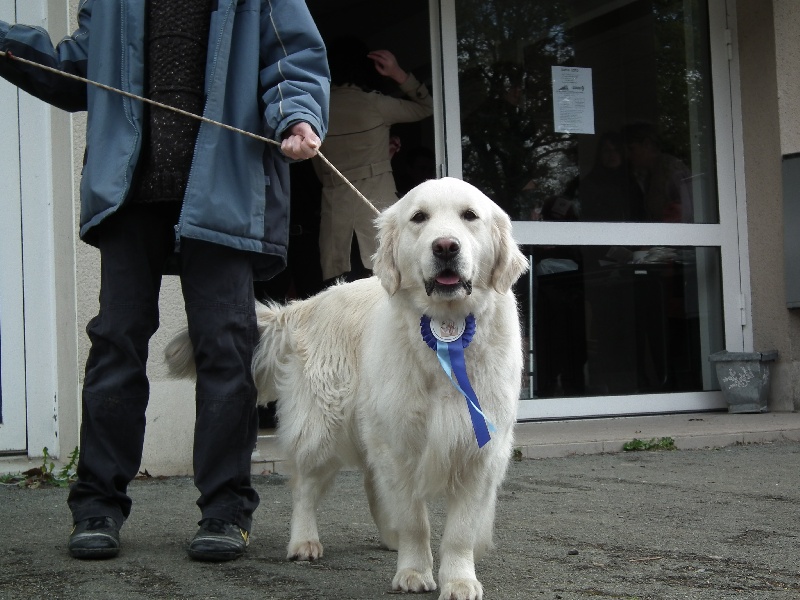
[287,540,324,561]
[439,579,483,600]
[392,568,437,593]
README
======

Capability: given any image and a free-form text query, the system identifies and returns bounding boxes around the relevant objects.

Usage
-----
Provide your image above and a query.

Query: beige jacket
[314,74,433,280]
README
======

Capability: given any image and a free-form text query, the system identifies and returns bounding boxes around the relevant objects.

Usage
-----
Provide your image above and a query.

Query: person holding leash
[0,0,329,561]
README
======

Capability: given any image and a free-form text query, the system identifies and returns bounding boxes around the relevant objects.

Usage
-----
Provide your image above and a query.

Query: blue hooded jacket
[0,0,330,279]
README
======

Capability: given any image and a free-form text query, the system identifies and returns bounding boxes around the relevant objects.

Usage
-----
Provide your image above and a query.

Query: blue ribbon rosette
[420,314,496,448]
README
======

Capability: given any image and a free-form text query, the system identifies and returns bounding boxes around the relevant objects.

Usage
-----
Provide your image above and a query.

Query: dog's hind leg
[286,461,340,561]
[363,467,398,551]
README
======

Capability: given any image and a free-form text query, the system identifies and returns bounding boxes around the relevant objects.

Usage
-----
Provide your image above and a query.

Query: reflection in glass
[456,0,718,224]
[517,246,725,399]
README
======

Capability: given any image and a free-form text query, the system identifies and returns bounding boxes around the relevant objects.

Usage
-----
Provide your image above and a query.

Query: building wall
[773,0,800,408]
[737,0,800,410]
[49,0,79,460]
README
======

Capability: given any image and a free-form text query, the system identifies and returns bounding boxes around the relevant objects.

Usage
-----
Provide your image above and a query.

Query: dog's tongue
[436,273,461,285]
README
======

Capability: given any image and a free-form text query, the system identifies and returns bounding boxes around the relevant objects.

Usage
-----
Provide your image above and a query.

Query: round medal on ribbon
[429,318,466,343]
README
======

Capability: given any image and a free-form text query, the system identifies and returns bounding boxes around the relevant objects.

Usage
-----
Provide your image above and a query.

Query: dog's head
[373,177,528,304]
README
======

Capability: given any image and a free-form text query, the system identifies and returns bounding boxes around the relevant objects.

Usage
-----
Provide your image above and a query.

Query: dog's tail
[164,329,196,379]
[251,301,285,402]
[164,301,284,403]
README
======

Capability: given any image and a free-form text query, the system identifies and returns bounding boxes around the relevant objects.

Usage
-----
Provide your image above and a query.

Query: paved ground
[2,439,800,599]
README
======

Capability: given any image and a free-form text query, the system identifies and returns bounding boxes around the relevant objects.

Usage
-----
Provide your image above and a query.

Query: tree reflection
[455,0,716,224]
[457,1,576,220]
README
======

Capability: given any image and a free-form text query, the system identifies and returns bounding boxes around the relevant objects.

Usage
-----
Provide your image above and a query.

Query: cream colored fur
[165,177,528,600]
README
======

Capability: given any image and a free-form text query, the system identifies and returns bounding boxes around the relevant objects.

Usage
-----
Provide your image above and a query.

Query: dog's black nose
[432,237,460,259]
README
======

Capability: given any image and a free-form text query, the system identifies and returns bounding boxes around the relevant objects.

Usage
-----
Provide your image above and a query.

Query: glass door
[438,0,742,418]
[0,0,27,452]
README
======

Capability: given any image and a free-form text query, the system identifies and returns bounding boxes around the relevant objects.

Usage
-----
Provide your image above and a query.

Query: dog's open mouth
[425,269,473,296]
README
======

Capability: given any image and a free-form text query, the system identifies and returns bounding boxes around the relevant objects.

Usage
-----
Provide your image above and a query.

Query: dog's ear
[490,208,529,293]
[373,209,402,295]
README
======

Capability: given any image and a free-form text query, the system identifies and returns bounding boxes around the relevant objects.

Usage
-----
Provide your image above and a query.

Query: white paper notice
[552,66,594,134]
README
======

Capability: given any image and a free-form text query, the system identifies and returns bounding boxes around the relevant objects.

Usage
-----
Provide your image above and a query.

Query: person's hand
[389,135,402,158]
[367,50,408,85]
[281,121,320,160]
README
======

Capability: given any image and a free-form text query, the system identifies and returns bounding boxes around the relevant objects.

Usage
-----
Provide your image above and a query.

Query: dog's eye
[411,211,428,223]
[462,209,479,222]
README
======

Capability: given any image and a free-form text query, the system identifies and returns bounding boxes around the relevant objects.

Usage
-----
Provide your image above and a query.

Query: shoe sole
[187,548,244,562]
[69,546,120,559]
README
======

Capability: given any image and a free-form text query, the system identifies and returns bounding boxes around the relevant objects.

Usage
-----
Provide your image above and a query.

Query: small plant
[0,446,79,488]
[511,447,523,461]
[622,437,676,452]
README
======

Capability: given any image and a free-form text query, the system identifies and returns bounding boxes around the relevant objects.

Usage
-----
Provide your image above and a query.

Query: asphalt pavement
[2,437,800,599]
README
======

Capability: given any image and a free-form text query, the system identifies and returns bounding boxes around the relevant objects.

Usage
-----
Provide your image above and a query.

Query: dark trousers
[67,203,260,531]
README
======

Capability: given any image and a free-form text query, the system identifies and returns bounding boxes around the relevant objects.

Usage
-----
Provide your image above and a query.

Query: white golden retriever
[166,177,528,600]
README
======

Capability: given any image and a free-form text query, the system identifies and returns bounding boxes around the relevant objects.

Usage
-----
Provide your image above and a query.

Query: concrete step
[250,410,800,475]
[5,411,798,477]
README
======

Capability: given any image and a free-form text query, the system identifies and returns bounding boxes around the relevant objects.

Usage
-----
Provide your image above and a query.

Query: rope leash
[0,49,380,215]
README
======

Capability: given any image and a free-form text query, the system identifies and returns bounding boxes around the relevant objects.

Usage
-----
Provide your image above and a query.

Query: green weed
[0,446,79,488]
[622,437,676,452]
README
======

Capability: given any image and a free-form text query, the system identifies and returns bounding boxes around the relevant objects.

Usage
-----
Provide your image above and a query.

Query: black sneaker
[188,518,249,561]
[68,517,120,559]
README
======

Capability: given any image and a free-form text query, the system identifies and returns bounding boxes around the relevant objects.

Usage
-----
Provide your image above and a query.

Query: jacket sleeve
[259,0,330,143]
[0,0,93,112]
[374,73,434,125]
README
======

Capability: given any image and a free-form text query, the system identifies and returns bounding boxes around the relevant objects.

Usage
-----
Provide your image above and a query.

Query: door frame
[0,0,27,452]
[433,0,747,419]
[0,0,78,456]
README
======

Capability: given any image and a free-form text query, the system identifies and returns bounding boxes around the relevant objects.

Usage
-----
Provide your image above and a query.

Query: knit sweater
[135,0,212,203]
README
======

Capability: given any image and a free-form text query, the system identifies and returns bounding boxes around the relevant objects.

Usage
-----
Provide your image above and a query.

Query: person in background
[623,122,694,223]
[0,0,329,562]
[314,36,433,285]
[394,144,437,196]
[579,131,644,222]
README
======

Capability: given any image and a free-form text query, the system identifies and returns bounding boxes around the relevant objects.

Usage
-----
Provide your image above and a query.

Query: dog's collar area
[420,314,475,350]
[420,315,495,448]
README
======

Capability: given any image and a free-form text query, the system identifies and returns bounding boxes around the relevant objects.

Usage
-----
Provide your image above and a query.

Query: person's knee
[187,304,257,397]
